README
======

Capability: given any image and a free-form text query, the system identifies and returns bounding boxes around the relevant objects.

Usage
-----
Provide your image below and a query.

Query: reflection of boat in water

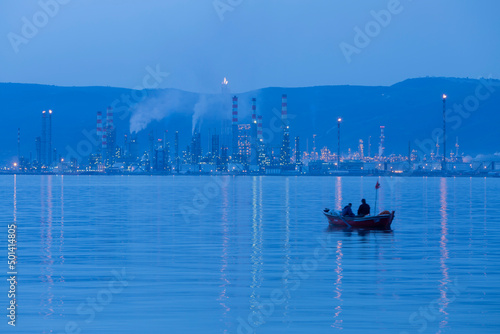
[323,209,395,230]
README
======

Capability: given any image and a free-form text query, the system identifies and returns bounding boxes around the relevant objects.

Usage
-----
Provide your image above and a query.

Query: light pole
[337,118,342,168]
[442,94,447,172]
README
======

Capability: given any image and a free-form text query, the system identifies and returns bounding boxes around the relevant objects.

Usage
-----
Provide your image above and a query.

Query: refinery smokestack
[280,94,290,166]
[48,110,52,165]
[251,98,257,164]
[295,136,301,164]
[232,96,238,126]
[106,107,116,165]
[175,131,179,173]
[257,114,264,166]
[379,126,385,157]
[106,107,114,131]
[96,111,103,151]
[17,128,20,162]
[251,98,257,124]
[102,133,107,150]
[281,94,288,127]
[41,110,47,166]
[257,115,263,142]
[231,96,239,162]
[102,110,107,162]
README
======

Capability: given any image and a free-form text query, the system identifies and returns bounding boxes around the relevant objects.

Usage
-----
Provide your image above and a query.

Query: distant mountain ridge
[0,77,499,164]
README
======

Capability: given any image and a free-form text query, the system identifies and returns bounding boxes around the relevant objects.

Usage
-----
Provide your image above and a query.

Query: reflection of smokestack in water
[231,96,239,162]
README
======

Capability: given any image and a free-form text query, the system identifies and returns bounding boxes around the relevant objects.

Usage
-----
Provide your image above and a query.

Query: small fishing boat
[323,209,395,230]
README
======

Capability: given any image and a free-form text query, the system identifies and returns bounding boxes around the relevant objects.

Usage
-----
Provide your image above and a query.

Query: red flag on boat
[375,181,381,189]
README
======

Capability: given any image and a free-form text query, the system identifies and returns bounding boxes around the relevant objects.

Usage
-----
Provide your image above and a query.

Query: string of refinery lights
[4,91,496,176]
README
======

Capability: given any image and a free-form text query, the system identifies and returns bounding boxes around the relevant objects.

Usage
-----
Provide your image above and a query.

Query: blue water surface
[0,175,498,333]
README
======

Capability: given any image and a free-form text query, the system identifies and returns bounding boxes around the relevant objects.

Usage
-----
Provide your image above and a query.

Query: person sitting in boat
[357,199,371,216]
[341,203,355,217]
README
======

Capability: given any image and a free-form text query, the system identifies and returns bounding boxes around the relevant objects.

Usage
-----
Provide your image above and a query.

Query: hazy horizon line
[1,75,498,95]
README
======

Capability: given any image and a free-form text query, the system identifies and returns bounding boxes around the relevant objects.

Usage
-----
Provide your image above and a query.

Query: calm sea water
[0,175,499,333]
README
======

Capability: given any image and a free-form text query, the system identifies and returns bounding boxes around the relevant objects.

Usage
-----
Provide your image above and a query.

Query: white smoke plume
[129,90,184,133]
[191,93,239,134]
[130,87,249,135]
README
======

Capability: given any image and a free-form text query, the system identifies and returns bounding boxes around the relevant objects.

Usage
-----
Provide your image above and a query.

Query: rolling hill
[0,77,499,164]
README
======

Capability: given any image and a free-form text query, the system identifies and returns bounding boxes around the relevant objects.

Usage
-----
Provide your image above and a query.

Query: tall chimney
[96,111,103,151]
[281,94,288,127]
[232,96,238,125]
[106,107,114,131]
[124,134,128,156]
[231,96,239,162]
[368,136,371,158]
[175,131,179,172]
[41,111,47,166]
[295,136,301,164]
[257,114,263,166]
[102,133,107,150]
[102,115,107,159]
[48,110,52,165]
[379,126,385,157]
[251,98,257,123]
[280,94,290,165]
[17,128,20,162]
[251,98,258,164]
[106,107,116,164]
[257,115,263,142]
[442,94,447,171]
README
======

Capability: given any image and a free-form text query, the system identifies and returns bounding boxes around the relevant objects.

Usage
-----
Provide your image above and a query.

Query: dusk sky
[1,0,499,93]
[1,4,500,333]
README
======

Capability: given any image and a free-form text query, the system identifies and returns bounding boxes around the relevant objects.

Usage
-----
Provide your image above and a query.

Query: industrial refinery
[4,93,500,176]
